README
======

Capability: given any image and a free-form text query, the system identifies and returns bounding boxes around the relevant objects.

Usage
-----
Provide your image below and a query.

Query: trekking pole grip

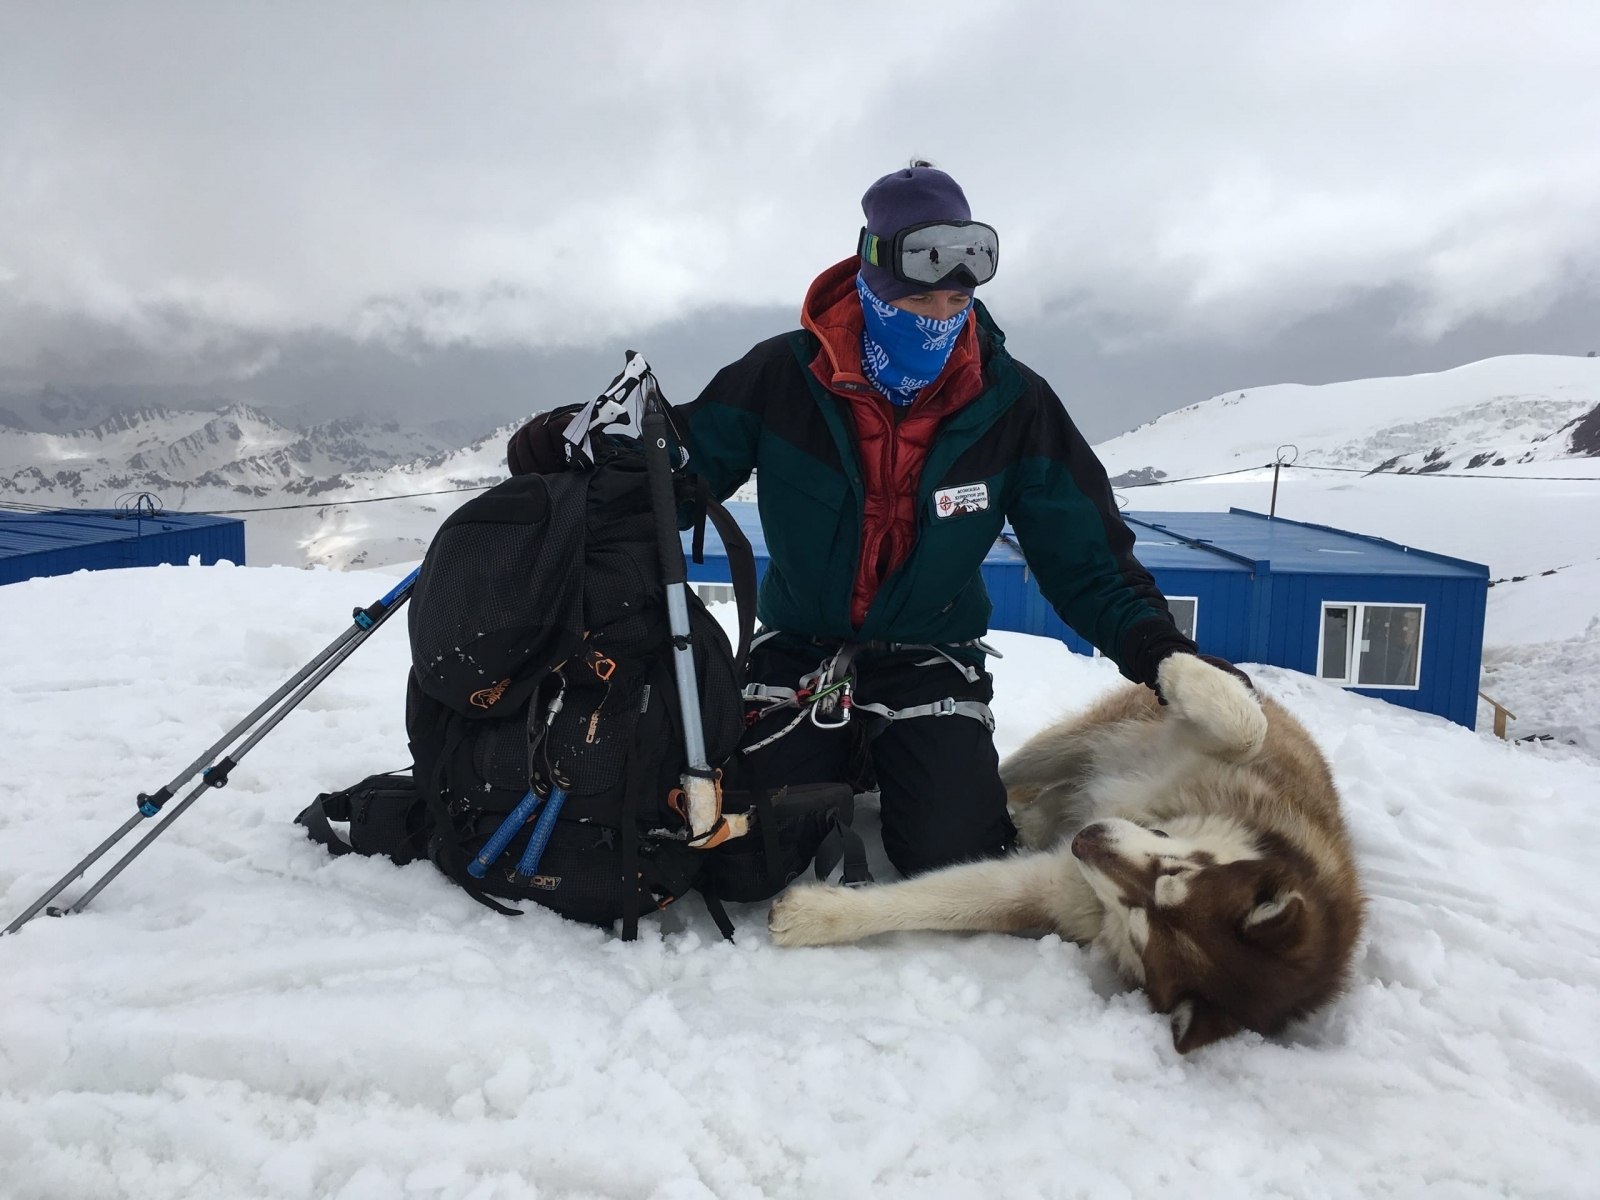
[641,409,687,588]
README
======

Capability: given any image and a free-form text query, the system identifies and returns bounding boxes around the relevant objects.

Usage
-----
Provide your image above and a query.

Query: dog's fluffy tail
[1156,653,1268,763]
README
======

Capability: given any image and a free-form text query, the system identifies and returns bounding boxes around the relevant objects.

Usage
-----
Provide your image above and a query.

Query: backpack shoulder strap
[703,494,756,676]
[660,393,757,674]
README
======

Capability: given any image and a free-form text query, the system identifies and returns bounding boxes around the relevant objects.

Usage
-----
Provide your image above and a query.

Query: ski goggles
[857,220,1000,289]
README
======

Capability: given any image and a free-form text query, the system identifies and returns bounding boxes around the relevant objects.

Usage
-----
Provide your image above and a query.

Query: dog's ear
[1239,890,1306,951]
[1170,996,1242,1054]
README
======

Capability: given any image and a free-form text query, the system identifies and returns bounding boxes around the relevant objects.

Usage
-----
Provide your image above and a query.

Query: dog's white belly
[1081,764,1185,822]
[1079,728,1210,823]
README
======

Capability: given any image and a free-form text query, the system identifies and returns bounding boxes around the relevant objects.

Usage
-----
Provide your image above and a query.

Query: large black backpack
[298,434,866,938]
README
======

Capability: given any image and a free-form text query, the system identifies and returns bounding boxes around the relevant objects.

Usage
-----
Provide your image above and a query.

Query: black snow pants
[728,635,1017,878]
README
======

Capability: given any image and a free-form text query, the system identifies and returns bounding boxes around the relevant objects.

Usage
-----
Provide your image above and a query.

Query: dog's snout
[1071,824,1109,861]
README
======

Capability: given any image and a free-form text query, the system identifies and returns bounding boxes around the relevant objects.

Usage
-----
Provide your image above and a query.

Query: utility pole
[1269,445,1298,519]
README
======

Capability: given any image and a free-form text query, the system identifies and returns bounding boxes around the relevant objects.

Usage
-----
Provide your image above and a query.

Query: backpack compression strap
[295,771,427,864]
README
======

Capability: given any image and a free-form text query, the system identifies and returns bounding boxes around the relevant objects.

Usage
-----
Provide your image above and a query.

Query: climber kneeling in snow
[510,161,1253,881]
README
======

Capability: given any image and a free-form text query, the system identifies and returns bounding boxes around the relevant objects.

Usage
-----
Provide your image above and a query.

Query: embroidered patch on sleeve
[933,482,990,519]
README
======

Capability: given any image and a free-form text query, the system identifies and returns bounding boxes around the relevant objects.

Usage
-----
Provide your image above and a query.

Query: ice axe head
[562,351,663,466]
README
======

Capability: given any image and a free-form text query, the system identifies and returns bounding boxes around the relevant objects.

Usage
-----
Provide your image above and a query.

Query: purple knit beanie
[859,165,975,302]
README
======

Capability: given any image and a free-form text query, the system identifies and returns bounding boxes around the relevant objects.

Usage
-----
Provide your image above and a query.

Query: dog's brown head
[1071,816,1362,1053]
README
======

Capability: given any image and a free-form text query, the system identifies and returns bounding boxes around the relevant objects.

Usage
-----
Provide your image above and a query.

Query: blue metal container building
[683,503,1489,728]
[0,509,247,586]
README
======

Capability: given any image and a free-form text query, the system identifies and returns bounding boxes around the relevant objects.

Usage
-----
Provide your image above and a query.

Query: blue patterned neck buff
[855,272,970,406]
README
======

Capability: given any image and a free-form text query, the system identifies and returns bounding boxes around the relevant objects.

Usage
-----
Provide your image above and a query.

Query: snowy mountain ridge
[0,402,462,499]
[1097,354,1600,482]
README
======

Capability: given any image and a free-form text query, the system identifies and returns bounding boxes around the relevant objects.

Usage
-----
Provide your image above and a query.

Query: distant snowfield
[1096,353,1600,476]
[3,564,1600,1199]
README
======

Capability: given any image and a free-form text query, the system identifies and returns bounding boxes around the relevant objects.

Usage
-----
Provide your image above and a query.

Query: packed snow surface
[4,564,1599,1199]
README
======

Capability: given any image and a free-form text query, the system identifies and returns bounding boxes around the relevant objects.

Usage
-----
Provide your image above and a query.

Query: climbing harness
[739,637,1000,754]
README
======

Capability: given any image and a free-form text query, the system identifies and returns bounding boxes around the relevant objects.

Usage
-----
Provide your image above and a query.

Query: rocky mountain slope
[0,404,459,500]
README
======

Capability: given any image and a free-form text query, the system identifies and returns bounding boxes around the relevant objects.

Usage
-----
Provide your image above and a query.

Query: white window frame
[692,582,736,606]
[1316,601,1426,691]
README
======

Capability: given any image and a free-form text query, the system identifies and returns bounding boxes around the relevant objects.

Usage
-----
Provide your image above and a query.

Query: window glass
[1167,597,1197,642]
[1357,605,1422,687]
[1320,606,1351,681]
[693,583,735,606]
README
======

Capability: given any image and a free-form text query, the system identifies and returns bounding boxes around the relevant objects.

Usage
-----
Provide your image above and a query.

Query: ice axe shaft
[637,373,747,847]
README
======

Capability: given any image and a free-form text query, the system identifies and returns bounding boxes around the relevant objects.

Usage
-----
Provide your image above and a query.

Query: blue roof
[1114,518,1254,574]
[686,502,1487,580]
[1126,509,1488,578]
[0,509,243,558]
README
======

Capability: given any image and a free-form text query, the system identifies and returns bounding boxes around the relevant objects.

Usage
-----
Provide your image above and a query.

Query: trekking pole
[2,570,418,935]
[65,625,373,916]
[637,368,748,850]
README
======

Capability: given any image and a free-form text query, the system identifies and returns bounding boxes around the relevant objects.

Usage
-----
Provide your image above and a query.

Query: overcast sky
[3,1,1598,440]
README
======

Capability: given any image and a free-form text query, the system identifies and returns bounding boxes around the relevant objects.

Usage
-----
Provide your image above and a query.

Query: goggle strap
[857,227,885,268]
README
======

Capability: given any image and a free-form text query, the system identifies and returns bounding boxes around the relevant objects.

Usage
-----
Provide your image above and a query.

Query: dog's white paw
[1157,653,1267,762]
[768,885,865,947]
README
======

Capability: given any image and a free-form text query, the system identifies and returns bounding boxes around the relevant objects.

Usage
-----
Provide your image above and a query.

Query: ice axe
[625,354,748,850]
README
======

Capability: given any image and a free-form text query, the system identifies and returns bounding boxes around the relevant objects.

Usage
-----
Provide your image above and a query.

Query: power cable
[194,484,496,515]
[1116,460,1600,487]
[1288,461,1600,483]
[5,449,1596,520]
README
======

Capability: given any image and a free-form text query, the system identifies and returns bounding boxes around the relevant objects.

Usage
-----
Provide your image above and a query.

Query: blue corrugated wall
[0,511,247,585]
[1259,571,1485,727]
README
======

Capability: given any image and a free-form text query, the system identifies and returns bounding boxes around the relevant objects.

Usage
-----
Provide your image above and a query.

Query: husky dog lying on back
[768,654,1365,1053]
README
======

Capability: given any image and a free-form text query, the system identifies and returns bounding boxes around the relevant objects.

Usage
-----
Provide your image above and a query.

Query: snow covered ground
[4,562,1600,1198]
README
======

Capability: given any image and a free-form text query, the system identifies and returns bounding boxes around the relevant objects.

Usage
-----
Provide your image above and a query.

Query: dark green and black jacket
[678,299,1195,687]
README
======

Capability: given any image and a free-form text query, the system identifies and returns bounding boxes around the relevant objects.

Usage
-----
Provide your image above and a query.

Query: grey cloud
[2,0,1599,410]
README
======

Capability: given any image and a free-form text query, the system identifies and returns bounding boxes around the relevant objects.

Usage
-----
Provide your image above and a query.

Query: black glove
[506,403,582,477]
